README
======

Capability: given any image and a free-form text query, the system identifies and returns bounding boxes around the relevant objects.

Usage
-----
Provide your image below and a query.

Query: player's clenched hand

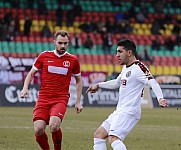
[20,89,28,98]
[86,84,99,93]
[159,98,168,107]
[75,103,83,114]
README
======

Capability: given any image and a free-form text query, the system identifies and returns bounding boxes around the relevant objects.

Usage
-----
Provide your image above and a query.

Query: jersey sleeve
[33,52,45,70]
[136,63,154,84]
[72,57,81,76]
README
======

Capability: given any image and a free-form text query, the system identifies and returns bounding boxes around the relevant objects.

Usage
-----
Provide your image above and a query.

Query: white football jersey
[116,61,153,119]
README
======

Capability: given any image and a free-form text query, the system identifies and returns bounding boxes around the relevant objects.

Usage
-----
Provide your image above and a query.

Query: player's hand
[86,84,99,93]
[20,89,28,98]
[159,98,168,107]
[75,103,83,114]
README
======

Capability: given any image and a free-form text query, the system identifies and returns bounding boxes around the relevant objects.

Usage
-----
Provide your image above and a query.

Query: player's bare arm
[74,75,83,114]
[20,67,38,98]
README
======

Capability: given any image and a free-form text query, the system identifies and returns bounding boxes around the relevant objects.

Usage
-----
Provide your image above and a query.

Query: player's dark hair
[54,30,69,40]
[117,38,136,56]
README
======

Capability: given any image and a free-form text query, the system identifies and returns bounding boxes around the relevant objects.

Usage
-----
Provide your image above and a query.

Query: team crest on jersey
[126,71,131,77]
[63,61,70,67]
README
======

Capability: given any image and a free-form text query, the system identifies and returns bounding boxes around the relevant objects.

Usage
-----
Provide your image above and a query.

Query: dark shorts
[33,98,68,124]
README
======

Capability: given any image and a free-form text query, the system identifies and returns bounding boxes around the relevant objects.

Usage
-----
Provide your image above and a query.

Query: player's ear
[53,40,56,45]
[128,50,132,56]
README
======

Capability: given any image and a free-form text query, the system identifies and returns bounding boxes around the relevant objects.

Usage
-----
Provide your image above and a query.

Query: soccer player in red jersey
[20,30,83,150]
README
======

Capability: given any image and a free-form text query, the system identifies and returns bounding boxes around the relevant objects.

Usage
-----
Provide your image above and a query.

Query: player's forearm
[148,79,163,101]
[98,79,120,89]
[23,72,34,90]
[75,79,83,104]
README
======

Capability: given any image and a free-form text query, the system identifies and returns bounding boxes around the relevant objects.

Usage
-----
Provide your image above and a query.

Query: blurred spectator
[83,35,94,50]
[6,20,15,41]
[41,23,52,37]
[38,0,48,15]
[3,12,12,26]
[71,34,81,49]
[66,8,74,27]
[152,37,161,50]
[176,31,181,46]
[11,0,20,8]
[26,0,34,8]
[73,2,82,17]
[172,18,181,34]
[0,19,8,41]
[102,32,113,54]
[153,0,164,13]
[14,15,20,36]
[56,4,63,26]
[139,47,153,64]
[24,16,32,36]
[164,37,174,51]
[136,11,145,23]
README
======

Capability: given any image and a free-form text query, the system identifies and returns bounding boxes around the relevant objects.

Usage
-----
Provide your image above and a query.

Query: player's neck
[126,57,137,67]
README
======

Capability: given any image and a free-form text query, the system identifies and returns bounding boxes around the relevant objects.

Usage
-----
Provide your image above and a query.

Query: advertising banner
[0,84,153,108]
[150,84,181,107]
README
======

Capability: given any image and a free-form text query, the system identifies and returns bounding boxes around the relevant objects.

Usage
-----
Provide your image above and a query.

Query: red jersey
[33,50,81,99]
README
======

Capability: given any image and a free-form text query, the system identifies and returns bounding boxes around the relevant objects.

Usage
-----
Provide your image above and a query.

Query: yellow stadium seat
[163,66,170,75]
[168,24,174,30]
[155,66,163,75]
[47,20,53,26]
[137,28,144,35]
[68,26,74,33]
[141,23,148,30]
[54,26,61,31]
[177,66,181,75]
[100,64,108,73]
[144,29,151,35]
[20,19,25,25]
[165,29,172,36]
[81,64,87,72]
[149,65,156,75]
[73,21,80,27]
[61,26,67,31]
[32,20,39,26]
[39,20,46,27]
[134,23,141,29]
[170,66,177,75]
[114,64,122,73]
[107,64,114,76]
[86,64,94,72]
[94,64,101,72]
[33,25,40,32]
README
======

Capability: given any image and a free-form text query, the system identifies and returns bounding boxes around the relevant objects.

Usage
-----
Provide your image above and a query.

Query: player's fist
[20,89,28,98]
[159,98,168,107]
[86,84,99,93]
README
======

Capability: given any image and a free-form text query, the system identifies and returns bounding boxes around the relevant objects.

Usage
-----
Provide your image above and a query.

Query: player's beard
[56,48,66,55]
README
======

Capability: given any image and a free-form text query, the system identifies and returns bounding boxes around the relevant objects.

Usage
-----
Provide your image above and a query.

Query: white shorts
[101,111,140,141]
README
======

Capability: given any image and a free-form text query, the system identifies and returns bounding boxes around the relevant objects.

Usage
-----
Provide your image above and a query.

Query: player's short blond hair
[54,30,69,40]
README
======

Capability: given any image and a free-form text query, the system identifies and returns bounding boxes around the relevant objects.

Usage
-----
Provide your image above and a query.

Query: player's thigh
[109,113,139,141]
[33,101,50,124]
[49,101,67,120]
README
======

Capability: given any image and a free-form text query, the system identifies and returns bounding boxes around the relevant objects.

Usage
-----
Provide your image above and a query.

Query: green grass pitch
[0,107,181,150]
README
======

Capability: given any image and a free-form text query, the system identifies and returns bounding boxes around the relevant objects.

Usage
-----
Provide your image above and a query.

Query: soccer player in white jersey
[86,38,168,150]
[20,30,83,150]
